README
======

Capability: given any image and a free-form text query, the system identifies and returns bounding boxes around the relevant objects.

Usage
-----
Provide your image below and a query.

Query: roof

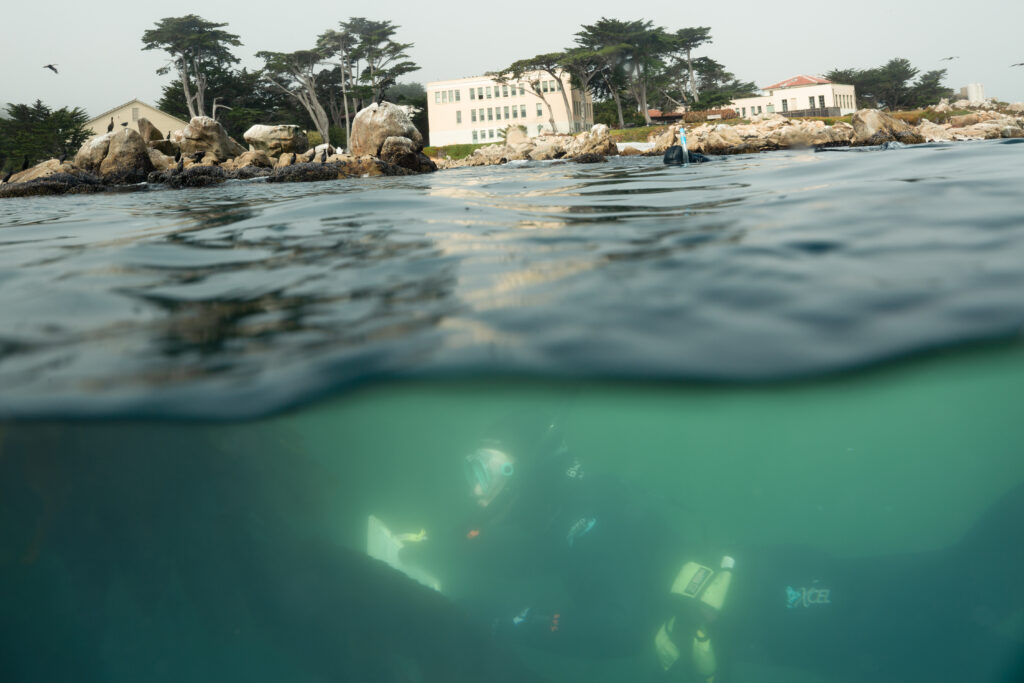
[86,98,190,127]
[763,75,832,90]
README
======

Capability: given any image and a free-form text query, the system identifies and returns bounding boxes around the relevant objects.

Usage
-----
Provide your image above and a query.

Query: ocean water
[2,140,1023,682]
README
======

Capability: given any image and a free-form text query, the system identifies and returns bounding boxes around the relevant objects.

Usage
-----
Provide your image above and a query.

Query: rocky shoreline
[4,99,1022,198]
[0,102,435,199]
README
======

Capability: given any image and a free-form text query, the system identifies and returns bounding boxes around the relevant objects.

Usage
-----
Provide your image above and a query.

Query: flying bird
[43,63,58,74]
[1012,62,1024,67]
[940,56,959,61]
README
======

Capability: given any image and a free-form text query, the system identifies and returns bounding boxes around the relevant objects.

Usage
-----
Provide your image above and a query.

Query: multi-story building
[729,75,857,118]
[426,70,594,147]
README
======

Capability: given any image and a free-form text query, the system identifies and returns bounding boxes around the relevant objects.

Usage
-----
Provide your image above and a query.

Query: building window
[809,96,815,109]
[132,107,139,121]
[455,90,461,102]
[442,91,448,104]
[519,85,525,96]
[536,103,543,117]
[502,85,509,97]
[470,89,476,100]
[495,107,501,120]
[781,100,788,112]
[504,106,509,119]
[487,107,493,121]
[472,109,477,122]
[521,104,526,118]
[742,107,746,117]
[486,86,492,98]
[477,87,483,99]
[456,111,462,123]
[512,106,518,119]
[473,130,478,142]
[489,129,494,139]
[819,95,825,108]
[435,92,440,104]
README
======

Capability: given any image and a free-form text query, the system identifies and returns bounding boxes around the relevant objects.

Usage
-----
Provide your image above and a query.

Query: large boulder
[74,132,114,173]
[179,116,246,161]
[851,109,925,146]
[137,117,164,142]
[916,119,953,142]
[379,136,420,171]
[99,128,155,181]
[349,102,424,157]
[243,125,309,156]
[6,158,93,184]
[146,147,176,172]
[221,150,274,171]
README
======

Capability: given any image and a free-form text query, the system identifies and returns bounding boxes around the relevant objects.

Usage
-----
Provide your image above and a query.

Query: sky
[2,0,1023,118]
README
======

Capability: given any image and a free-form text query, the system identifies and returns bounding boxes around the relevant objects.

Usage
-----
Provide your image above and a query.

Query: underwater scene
[2,140,1024,682]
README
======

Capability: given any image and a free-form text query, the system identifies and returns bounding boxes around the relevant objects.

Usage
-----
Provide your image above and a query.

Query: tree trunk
[547,69,574,134]
[687,49,699,103]
[177,57,198,120]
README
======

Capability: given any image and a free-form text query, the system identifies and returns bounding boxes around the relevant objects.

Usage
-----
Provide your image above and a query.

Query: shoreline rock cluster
[435,99,1024,168]
[0,102,436,199]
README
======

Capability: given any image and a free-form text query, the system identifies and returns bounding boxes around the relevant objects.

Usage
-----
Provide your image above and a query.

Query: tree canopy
[142,15,242,119]
[0,100,91,172]
[825,58,953,110]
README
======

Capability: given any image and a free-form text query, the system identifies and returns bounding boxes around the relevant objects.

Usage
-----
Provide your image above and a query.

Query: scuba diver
[418,413,1024,683]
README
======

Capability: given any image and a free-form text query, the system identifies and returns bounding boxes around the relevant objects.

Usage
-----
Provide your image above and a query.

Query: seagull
[1012,63,1024,67]
[940,56,958,61]
[43,64,58,74]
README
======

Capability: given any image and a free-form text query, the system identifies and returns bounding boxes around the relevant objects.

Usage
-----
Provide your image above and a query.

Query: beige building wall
[85,99,190,139]
[731,83,857,118]
[426,70,593,147]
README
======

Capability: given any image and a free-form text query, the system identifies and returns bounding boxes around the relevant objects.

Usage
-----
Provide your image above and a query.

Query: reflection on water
[1,142,1023,417]
[2,343,1023,682]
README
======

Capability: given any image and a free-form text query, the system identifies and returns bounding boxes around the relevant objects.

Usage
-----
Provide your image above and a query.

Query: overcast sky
[4,0,1023,118]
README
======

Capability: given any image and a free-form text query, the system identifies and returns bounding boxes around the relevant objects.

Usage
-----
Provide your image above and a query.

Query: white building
[959,83,985,103]
[426,70,593,147]
[729,75,857,118]
[85,99,189,139]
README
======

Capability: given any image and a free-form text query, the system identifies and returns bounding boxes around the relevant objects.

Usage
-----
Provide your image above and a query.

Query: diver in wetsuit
[434,414,1024,683]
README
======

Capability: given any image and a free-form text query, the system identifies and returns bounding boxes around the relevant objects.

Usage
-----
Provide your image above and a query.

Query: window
[473,130,478,142]
[742,107,746,117]
[537,124,543,134]
[477,87,483,99]
[489,129,494,139]
[502,85,509,97]
[519,85,525,96]
[486,86,492,98]
[455,90,461,102]
[809,96,815,109]
[470,88,476,100]
[442,91,448,104]
[495,107,501,120]
[512,106,518,119]
[456,111,462,123]
[504,106,509,119]
[819,95,825,108]
[536,103,543,117]
[435,92,441,104]
[132,107,139,121]
[520,104,526,117]
[487,107,493,121]
[472,109,477,122]
[781,100,788,112]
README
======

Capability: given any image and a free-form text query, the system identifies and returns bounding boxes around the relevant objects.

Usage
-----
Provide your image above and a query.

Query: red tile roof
[763,75,831,90]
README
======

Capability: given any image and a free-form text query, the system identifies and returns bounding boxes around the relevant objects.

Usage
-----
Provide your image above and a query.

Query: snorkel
[680,126,689,167]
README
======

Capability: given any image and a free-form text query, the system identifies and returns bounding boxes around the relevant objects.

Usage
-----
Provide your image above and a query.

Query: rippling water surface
[1,139,1023,415]
[2,140,1023,683]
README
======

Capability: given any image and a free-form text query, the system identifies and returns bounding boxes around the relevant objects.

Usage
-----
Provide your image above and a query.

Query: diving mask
[464,447,515,507]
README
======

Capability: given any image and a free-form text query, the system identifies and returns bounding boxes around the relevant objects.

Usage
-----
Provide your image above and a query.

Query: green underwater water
[3,340,1022,682]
